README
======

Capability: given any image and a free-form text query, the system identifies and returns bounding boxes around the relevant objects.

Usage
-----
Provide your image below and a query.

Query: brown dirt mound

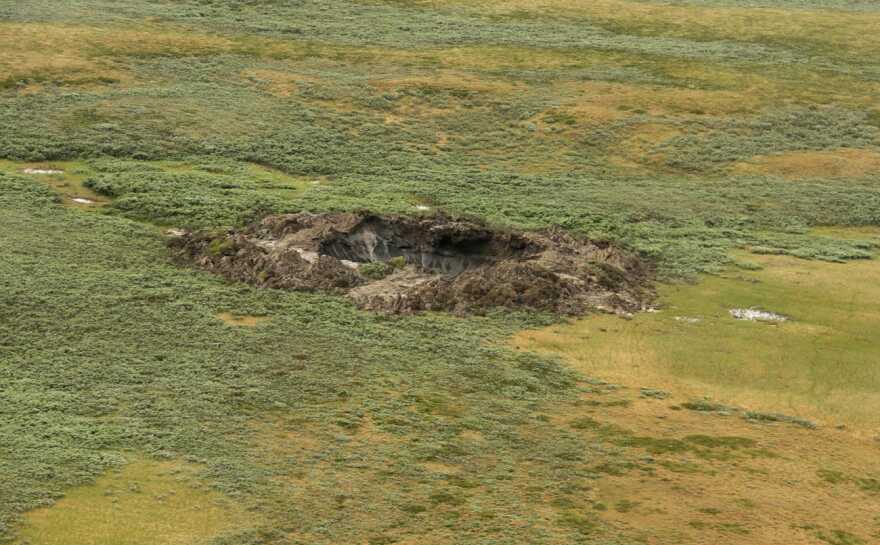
[168,212,654,315]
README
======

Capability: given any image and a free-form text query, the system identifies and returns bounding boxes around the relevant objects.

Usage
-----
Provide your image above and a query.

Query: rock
[729,308,788,322]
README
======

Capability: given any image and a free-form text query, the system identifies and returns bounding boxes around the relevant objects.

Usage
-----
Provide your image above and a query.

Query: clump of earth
[168,212,654,315]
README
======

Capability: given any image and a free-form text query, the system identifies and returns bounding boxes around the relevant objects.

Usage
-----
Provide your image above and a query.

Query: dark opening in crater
[318,216,540,275]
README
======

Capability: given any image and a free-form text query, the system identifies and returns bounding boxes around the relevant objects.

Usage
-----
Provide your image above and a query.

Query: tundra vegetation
[1,1,879,544]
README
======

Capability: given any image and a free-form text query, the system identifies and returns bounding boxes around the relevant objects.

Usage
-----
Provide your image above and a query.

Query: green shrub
[207,238,236,256]
[359,261,392,280]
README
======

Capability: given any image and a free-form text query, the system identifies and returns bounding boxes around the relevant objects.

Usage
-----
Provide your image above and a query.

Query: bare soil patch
[169,212,653,315]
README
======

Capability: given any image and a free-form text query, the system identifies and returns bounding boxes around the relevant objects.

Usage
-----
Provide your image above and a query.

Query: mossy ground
[1,1,879,544]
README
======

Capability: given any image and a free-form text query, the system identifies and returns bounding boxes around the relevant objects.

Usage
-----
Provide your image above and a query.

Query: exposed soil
[168,212,653,315]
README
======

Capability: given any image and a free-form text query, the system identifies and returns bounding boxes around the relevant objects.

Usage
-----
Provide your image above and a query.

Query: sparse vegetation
[358,257,405,281]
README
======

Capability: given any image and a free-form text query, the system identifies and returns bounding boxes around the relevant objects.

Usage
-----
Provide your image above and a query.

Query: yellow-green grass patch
[11,458,252,545]
[514,248,880,429]
[216,312,271,327]
[732,149,880,180]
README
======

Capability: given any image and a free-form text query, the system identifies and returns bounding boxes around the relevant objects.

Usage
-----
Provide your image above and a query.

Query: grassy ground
[2,0,880,276]
[515,241,880,428]
[1,1,879,544]
[13,459,251,545]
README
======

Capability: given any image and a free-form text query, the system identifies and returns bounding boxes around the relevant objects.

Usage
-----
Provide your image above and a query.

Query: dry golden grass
[0,22,240,91]
[733,149,880,179]
[11,458,251,545]
[0,23,129,90]
[554,78,761,116]
[556,392,880,545]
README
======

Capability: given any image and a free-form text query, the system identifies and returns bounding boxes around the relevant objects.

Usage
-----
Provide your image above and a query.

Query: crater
[169,212,653,315]
[316,215,541,275]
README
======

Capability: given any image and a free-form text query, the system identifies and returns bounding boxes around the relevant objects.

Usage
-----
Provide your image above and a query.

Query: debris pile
[169,212,654,315]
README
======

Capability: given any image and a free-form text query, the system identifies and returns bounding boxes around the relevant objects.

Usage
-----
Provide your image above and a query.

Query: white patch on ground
[414,205,431,211]
[23,168,63,175]
[254,240,279,251]
[71,197,94,204]
[292,247,319,263]
[282,245,357,267]
[674,316,701,324]
[729,308,788,322]
[165,229,187,237]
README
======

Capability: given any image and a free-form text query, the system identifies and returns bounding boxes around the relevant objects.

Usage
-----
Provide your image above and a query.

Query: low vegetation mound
[169,212,653,314]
